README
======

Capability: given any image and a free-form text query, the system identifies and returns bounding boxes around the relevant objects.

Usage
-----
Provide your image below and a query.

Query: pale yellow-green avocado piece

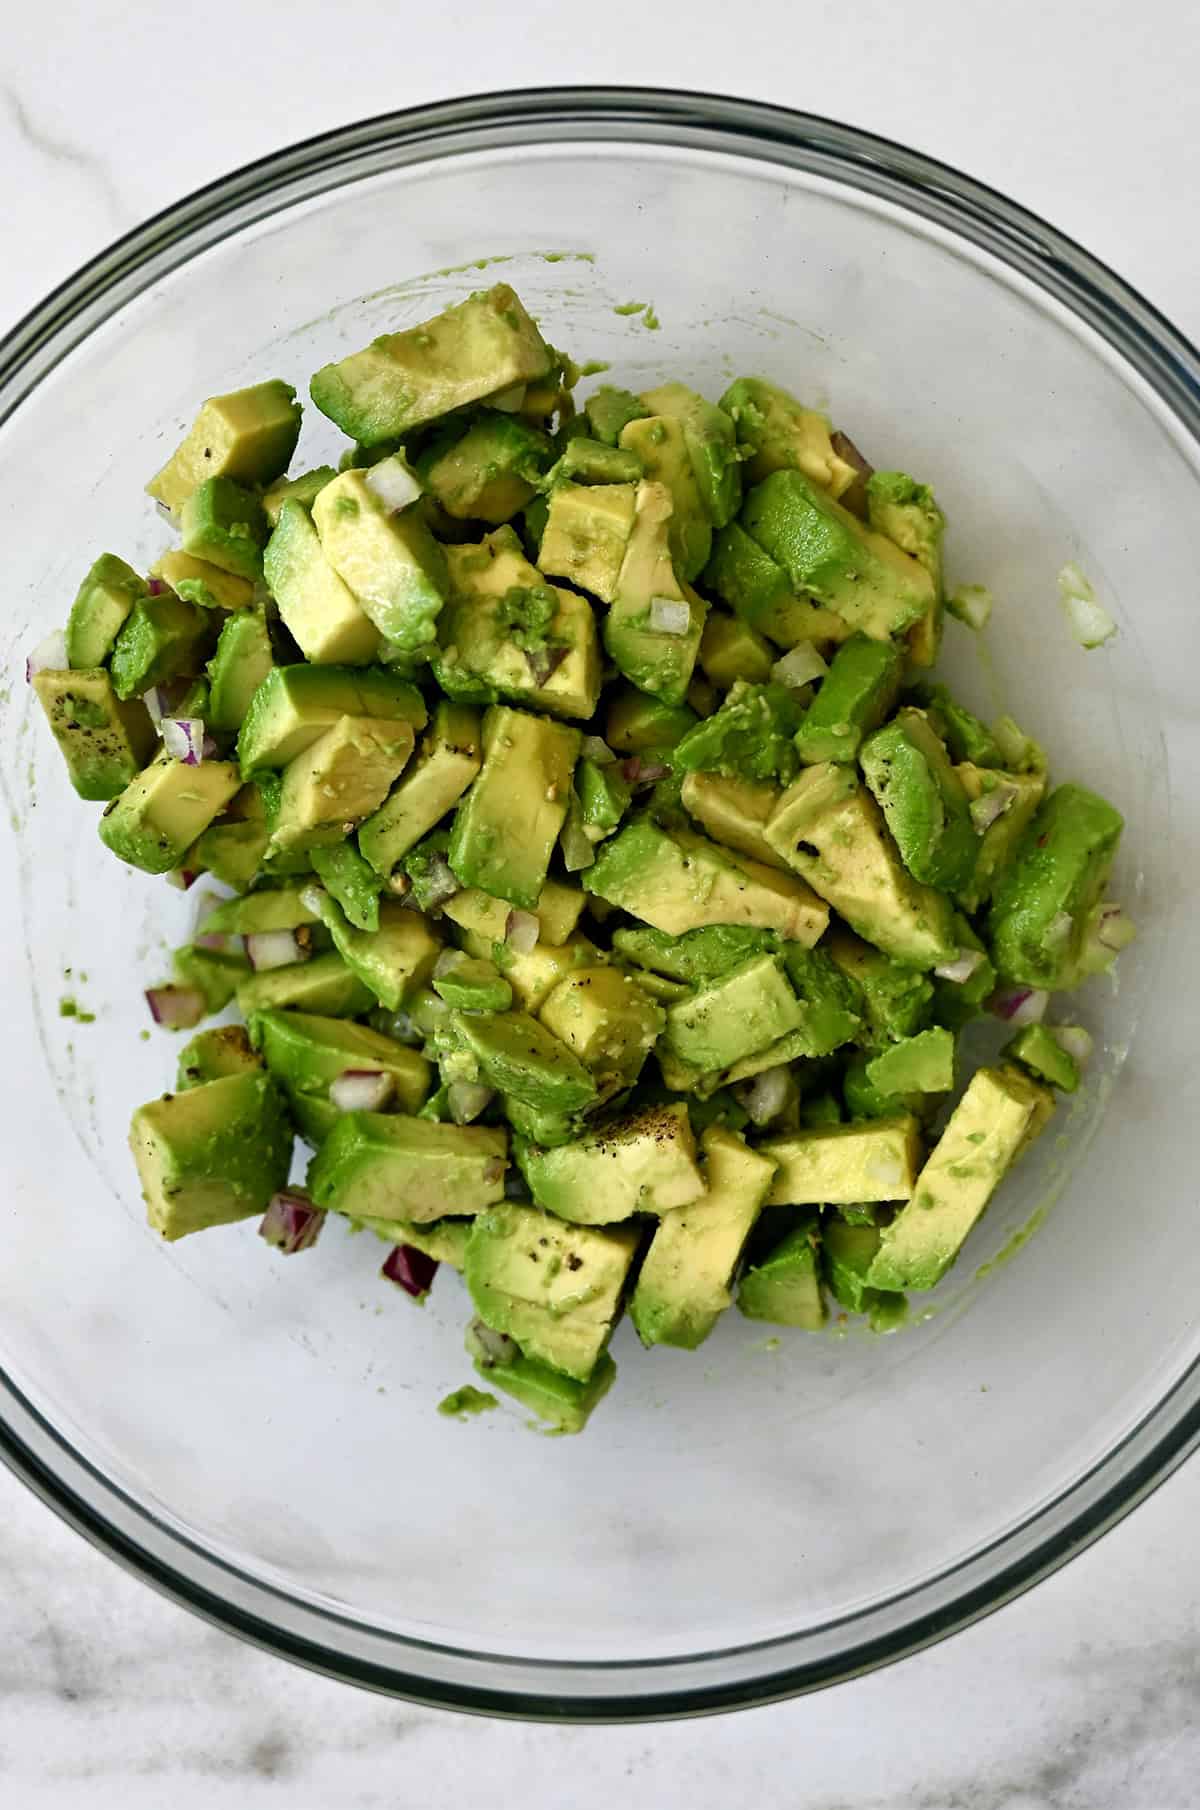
[269,715,414,854]
[461,929,599,1014]
[631,1126,777,1350]
[312,465,446,652]
[723,377,859,496]
[147,380,301,514]
[664,955,805,1072]
[347,1214,472,1269]
[358,702,482,875]
[761,1116,923,1207]
[99,750,241,874]
[619,415,711,580]
[680,770,789,872]
[764,763,957,969]
[867,1067,1038,1291]
[520,1101,704,1224]
[318,898,442,1013]
[955,763,1047,912]
[538,481,638,603]
[448,705,580,911]
[442,878,585,947]
[264,499,381,665]
[604,481,707,707]
[150,550,255,612]
[538,965,664,1098]
[698,610,776,688]
[130,1071,292,1242]
[235,951,372,1018]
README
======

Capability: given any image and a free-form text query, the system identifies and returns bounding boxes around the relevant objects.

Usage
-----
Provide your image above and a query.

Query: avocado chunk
[33,668,156,802]
[474,1346,617,1435]
[308,1111,507,1221]
[235,950,373,1017]
[701,522,850,650]
[674,680,802,784]
[742,470,934,641]
[577,758,632,840]
[176,1023,261,1090]
[866,1067,1038,1290]
[352,1214,472,1269]
[698,610,775,688]
[312,466,448,655]
[442,878,584,947]
[262,465,337,527]
[206,607,275,735]
[865,1026,955,1097]
[604,481,707,706]
[860,707,978,891]
[152,550,256,613]
[866,471,946,668]
[619,415,712,580]
[778,942,863,1056]
[737,1218,826,1329]
[987,783,1124,988]
[632,1126,775,1348]
[516,1100,704,1223]
[640,381,742,529]
[308,894,441,1011]
[585,816,829,944]
[916,684,1003,768]
[826,928,933,1046]
[66,553,146,669]
[955,764,1047,912]
[264,499,381,665]
[764,765,956,969]
[189,818,269,892]
[464,1203,638,1382]
[452,1009,597,1113]
[415,409,554,522]
[720,377,859,497]
[108,590,213,701]
[432,953,512,1014]
[200,882,323,935]
[448,704,580,909]
[761,1115,923,1207]
[179,476,269,582]
[1003,1023,1081,1093]
[679,771,789,872]
[542,436,643,489]
[470,930,599,1014]
[129,1071,293,1241]
[793,633,904,766]
[147,379,302,514]
[310,284,553,445]
[435,528,601,720]
[604,685,697,755]
[822,1217,905,1320]
[664,955,804,1071]
[249,1007,431,1145]
[538,965,664,1100]
[99,749,241,874]
[611,923,774,985]
[237,663,426,775]
[268,715,414,855]
[358,701,481,875]
[172,943,251,1013]
[583,384,649,446]
[309,841,384,931]
[538,481,638,604]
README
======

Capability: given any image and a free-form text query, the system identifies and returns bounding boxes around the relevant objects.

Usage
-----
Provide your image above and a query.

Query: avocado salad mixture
[27,282,1136,1434]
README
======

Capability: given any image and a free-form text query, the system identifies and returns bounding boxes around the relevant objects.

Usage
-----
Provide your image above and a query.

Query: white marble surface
[3,4,1200,1803]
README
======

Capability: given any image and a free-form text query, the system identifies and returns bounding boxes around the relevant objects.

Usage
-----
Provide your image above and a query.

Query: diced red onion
[448,1081,495,1125]
[382,1243,439,1298]
[772,643,828,689]
[525,644,569,687]
[1095,904,1136,952]
[365,457,421,513]
[26,629,68,681]
[467,1317,518,1367]
[620,755,642,784]
[161,717,207,765]
[166,868,200,892]
[990,985,1049,1025]
[244,929,308,972]
[330,1068,394,1113]
[580,735,616,765]
[144,984,205,1030]
[934,949,986,985]
[648,595,691,636]
[1050,1024,1094,1067]
[504,909,540,954]
[258,1190,325,1254]
[948,584,994,631]
[420,854,461,908]
[969,782,1018,833]
[621,755,669,791]
[146,576,165,597]
[742,1065,790,1127]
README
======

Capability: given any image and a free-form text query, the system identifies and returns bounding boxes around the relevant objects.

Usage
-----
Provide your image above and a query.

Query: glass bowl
[1,89,1197,1721]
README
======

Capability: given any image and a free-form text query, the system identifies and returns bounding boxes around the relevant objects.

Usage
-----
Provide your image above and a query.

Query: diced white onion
[244,929,308,972]
[365,456,422,513]
[947,584,994,630]
[1095,903,1136,952]
[772,643,829,688]
[1050,1024,1094,1067]
[560,812,595,873]
[969,783,1018,832]
[489,384,527,413]
[504,909,540,954]
[743,1065,790,1126]
[448,1081,494,1125]
[648,596,691,636]
[25,629,69,681]
[1043,910,1073,953]
[330,1069,394,1113]
[580,735,616,765]
[934,950,985,984]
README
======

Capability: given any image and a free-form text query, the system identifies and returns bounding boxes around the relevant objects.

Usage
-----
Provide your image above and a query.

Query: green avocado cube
[237,663,427,776]
[866,471,946,668]
[516,1100,704,1223]
[584,384,649,446]
[663,954,804,1072]
[604,481,708,706]
[640,381,742,529]
[954,764,1047,913]
[99,749,241,873]
[1003,1023,1081,1093]
[351,1214,472,1268]
[604,685,697,755]
[778,943,863,1056]
[701,522,850,650]
[538,965,664,1100]
[152,551,256,613]
[737,1218,826,1329]
[262,465,338,527]
[793,634,904,766]
[268,715,414,855]
[308,895,441,1012]
[452,1010,597,1114]
[172,943,251,1013]
[577,757,632,838]
[180,476,269,582]
[176,1023,261,1091]
[538,480,638,604]
[916,682,1003,768]
[65,552,146,669]
[249,1008,431,1146]
[865,1026,956,1097]
[206,607,275,735]
[826,929,933,1047]
[308,1112,508,1222]
[698,610,775,688]
[200,882,322,935]
[619,415,711,581]
[415,409,554,523]
[475,1348,617,1435]
[612,923,774,985]
[761,1116,923,1207]
[860,707,979,892]
[543,435,643,489]
[147,380,301,515]
[678,771,788,872]
[312,468,448,655]
[821,1216,906,1321]
[720,377,859,497]
[448,705,580,910]
[264,499,381,666]
[33,668,157,802]
[986,783,1124,988]
[235,950,374,1017]
[310,840,383,931]
[674,680,802,785]
[129,1070,293,1241]
[359,701,481,876]
[842,1053,917,1121]
[108,590,214,701]
[432,954,512,1014]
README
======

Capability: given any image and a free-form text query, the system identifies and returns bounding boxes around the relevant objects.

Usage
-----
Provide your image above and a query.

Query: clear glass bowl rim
[2,85,1199,1722]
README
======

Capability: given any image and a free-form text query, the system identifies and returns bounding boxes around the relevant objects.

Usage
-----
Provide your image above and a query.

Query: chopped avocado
[664,955,803,1071]
[452,1010,597,1113]
[604,481,707,706]
[866,471,946,667]
[99,750,241,874]
[475,1346,617,1434]
[701,522,850,650]
[200,883,322,935]
[538,966,664,1099]
[435,528,601,720]
[632,1127,774,1348]
[442,878,584,948]
[249,1008,430,1144]
[310,840,384,931]
[352,1214,472,1268]
[415,409,554,522]
[698,610,775,688]
[262,465,338,527]
[826,929,933,1046]
[987,784,1124,988]
[604,685,697,755]
[538,481,638,604]
[464,1203,638,1382]
[172,943,250,1013]
[308,1112,507,1221]
[268,715,414,854]
[432,953,512,1014]
[843,1053,917,1121]
[619,415,712,580]
[764,765,956,968]
[742,470,934,642]
[612,923,773,985]
[778,943,863,1056]
[263,499,381,665]
[33,668,156,801]
[860,707,978,892]
[448,704,580,909]
[577,758,632,839]
[955,764,1047,912]
[358,700,481,875]
[865,1026,955,1096]
[176,1023,261,1091]
[585,816,829,944]
[108,590,213,701]
[866,1068,1036,1290]
[207,607,275,735]
[584,384,649,446]
[793,633,904,766]
[640,381,742,529]
[476,931,600,1014]
[129,1071,292,1241]
[737,1219,826,1329]
[517,1100,704,1223]
[312,466,448,654]
[720,377,858,497]
[1003,1023,1081,1093]
[310,285,553,445]
[917,683,1003,769]
[309,895,441,1011]
[542,436,642,488]
[179,476,269,582]
[822,1217,905,1320]
[674,680,802,785]
[152,550,256,613]
[679,771,788,872]
[147,379,302,514]
[761,1115,923,1206]
[237,663,426,775]
[65,553,146,669]
[235,950,374,1017]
